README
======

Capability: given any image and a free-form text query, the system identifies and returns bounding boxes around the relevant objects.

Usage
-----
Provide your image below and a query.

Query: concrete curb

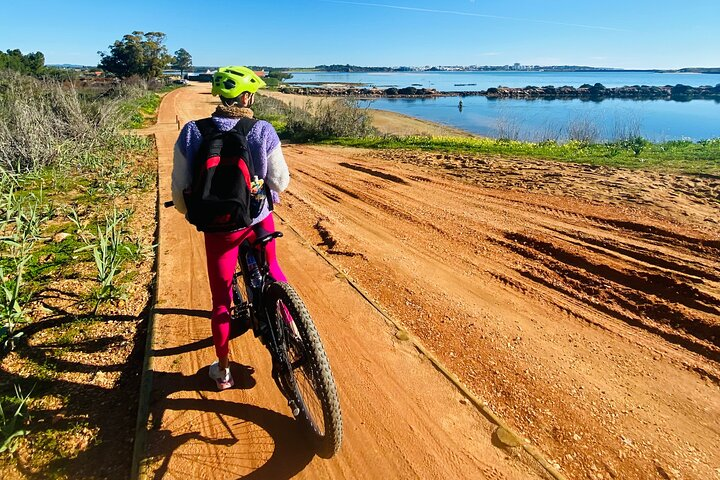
[130,144,162,480]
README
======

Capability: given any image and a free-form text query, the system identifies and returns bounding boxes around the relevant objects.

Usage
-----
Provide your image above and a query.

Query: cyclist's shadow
[146,365,317,480]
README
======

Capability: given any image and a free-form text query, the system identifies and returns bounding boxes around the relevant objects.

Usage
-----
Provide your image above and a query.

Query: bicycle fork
[263,309,302,416]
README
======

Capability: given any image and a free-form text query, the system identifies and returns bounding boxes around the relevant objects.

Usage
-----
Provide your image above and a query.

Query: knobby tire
[266,281,343,457]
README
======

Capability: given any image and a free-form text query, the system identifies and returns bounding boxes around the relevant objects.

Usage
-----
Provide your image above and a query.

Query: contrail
[321,0,627,32]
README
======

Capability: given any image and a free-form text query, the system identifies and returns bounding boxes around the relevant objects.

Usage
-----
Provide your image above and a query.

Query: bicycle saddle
[254,231,284,246]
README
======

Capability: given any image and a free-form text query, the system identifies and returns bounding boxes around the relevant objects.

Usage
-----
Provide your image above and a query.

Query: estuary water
[360,96,720,142]
[288,71,720,141]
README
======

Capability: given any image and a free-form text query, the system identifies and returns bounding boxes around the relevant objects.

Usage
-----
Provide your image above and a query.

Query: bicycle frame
[233,232,303,415]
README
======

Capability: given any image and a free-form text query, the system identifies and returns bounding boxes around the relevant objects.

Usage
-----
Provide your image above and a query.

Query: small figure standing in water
[458,99,463,112]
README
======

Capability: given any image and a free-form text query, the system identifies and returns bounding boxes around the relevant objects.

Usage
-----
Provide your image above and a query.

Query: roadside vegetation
[0,69,158,478]
[255,94,720,175]
[254,94,376,141]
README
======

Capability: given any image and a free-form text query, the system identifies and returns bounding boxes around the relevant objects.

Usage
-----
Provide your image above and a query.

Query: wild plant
[65,205,92,245]
[134,170,155,191]
[0,183,19,229]
[94,157,131,198]
[495,115,521,141]
[612,112,642,142]
[79,207,131,313]
[126,236,157,264]
[0,384,33,454]
[0,195,42,349]
[622,136,650,157]
[567,116,600,144]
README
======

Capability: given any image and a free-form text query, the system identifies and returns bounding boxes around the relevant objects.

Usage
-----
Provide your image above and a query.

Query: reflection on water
[360,96,720,141]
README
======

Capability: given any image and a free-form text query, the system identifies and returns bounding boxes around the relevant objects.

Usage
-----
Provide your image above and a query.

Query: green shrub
[254,94,376,141]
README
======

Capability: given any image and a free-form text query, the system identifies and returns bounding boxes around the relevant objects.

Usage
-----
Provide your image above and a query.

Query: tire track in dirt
[280,144,720,480]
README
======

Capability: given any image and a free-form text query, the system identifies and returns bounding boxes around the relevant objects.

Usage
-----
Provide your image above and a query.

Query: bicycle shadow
[145,367,316,479]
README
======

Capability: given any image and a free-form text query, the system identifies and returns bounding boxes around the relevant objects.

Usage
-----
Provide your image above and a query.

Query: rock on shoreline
[279,83,720,100]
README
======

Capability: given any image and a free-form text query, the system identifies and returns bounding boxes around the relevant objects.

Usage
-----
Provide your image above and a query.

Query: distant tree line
[2,31,194,83]
[315,64,409,72]
[0,49,45,74]
[0,49,77,79]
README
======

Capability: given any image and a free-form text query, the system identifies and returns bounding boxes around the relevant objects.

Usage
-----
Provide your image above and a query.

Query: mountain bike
[164,202,343,457]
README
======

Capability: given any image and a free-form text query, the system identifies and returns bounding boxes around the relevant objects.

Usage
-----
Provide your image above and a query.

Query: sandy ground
[260,90,474,137]
[138,84,545,479]
[140,83,720,480]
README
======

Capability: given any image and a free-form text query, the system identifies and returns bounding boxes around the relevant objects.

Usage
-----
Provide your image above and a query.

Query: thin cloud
[322,0,627,32]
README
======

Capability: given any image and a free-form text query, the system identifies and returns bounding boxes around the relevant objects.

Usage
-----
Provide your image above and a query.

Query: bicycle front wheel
[265,281,343,457]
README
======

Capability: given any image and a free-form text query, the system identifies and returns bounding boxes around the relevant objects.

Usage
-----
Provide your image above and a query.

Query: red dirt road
[138,84,546,479]
[140,84,720,479]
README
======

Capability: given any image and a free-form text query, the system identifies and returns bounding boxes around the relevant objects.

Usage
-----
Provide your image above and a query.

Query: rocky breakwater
[483,83,720,100]
[280,83,720,101]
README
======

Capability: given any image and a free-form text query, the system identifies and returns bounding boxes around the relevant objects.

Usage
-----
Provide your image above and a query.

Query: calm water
[287,71,720,91]
[360,96,720,142]
[287,71,720,141]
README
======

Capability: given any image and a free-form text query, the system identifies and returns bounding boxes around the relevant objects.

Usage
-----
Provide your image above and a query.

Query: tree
[172,48,192,78]
[98,31,173,79]
[0,49,45,74]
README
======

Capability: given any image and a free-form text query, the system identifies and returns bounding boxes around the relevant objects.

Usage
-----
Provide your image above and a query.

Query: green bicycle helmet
[211,66,267,98]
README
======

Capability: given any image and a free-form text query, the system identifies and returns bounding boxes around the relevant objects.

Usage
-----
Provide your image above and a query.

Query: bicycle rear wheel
[265,281,343,457]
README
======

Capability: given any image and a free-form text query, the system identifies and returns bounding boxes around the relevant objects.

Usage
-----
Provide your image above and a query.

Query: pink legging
[204,214,287,359]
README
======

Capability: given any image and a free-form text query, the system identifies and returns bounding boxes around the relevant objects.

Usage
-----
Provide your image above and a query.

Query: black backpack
[183,117,268,232]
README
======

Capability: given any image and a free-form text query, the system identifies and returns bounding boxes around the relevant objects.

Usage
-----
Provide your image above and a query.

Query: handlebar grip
[164,201,174,208]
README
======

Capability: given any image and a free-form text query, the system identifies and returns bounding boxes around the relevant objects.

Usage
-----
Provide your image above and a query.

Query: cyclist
[171,66,290,390]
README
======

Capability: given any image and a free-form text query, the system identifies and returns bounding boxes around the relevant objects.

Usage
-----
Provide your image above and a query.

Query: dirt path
[138,84,545,479]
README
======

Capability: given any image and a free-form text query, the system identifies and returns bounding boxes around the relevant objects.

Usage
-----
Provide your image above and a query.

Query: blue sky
[1,0,718,69]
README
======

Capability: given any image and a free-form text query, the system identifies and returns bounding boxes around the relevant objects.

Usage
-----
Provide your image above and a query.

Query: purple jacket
[171,116,289,225]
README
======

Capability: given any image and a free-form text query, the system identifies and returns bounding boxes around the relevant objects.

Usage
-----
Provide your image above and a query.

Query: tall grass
[0,70,148,173]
